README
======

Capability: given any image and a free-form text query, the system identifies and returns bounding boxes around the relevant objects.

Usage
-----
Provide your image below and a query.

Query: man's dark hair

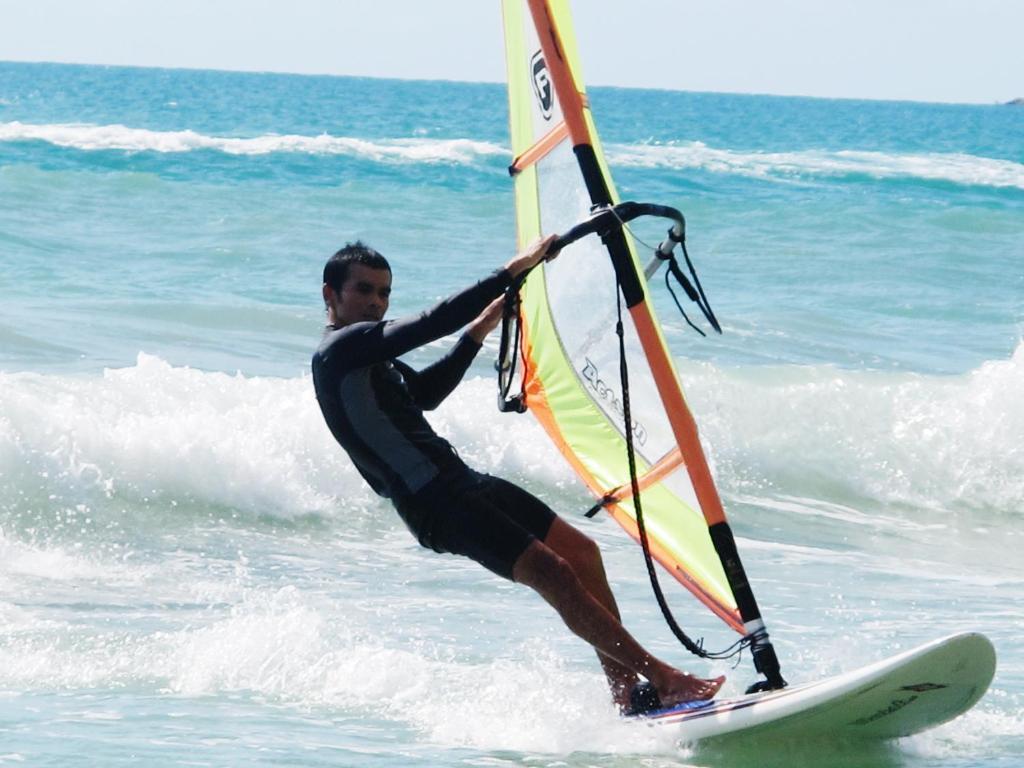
[323,241,391,291]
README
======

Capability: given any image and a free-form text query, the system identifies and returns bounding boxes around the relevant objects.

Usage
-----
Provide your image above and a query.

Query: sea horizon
[3,57,1020,108]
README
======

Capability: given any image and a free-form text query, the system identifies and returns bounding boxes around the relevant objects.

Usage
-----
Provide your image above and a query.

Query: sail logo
[530,50,554,120]
[581,358,648,446]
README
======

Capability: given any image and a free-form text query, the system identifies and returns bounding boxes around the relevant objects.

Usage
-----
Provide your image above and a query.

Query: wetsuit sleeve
[392,333,481,410]
[320,268,512,369]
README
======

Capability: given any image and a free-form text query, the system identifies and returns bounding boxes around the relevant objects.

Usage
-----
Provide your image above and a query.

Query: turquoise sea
[1,60,1022,766]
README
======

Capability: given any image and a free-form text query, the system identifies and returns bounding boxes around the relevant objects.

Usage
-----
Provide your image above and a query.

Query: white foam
[901,697,1024,759]
[2,345,1020,521]
[0,578,685,755]
[683,341,1024,513]
[0,353,363,518]
[0,121,505,163]
[607,140,1024,190]
[0,530,113,582]
[0,560,678,753]
[0,354,569,521]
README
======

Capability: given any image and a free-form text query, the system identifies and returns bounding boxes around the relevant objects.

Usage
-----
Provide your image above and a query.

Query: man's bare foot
[652,669,725,708]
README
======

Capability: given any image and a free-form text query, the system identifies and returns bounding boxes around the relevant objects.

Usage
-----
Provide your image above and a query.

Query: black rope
[665,268,706,337]
[680,239,721,334]
[660,247,720,335]
[613,275,753,662]
[496,280,527,413]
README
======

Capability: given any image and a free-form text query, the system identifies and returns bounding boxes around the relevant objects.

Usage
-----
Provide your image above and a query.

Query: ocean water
[1,59,1022,767]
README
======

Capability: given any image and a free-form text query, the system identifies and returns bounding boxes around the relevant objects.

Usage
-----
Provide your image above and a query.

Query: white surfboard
[637,633,996,743]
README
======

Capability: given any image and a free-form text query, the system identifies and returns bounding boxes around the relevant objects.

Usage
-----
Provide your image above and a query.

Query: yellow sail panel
[501,0,743,632]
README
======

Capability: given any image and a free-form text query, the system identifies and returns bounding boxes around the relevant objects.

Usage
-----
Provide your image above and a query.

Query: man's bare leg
[512,537,724,710]
[542,518,638,709]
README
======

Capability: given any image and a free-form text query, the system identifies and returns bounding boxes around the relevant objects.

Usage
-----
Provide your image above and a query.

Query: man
[311,236,724,713]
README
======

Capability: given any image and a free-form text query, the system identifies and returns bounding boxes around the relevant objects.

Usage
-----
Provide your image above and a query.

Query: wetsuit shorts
[393,471,557,581]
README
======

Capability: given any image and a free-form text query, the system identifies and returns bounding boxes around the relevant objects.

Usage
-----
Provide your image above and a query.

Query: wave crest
[4,121,1021,189]
[0,120,505,163]
[687,341,1024,513]
[607,140,1024,190]
[2,346,1020,527]
[0,354,364,520]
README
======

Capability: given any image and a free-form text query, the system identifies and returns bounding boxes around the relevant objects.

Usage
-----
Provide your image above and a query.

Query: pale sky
[1,0,1021,104]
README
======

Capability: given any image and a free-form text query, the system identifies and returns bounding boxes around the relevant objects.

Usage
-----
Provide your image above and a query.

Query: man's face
[327,264,392,326]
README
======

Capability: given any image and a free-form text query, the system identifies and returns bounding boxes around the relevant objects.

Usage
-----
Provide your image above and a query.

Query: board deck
[636,633,995,743]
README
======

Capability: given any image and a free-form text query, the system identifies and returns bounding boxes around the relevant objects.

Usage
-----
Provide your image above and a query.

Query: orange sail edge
[605,504,746,635]
[517,313,745,636]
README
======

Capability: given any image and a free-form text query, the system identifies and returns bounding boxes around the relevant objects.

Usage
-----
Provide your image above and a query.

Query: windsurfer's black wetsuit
[312,268,555,580]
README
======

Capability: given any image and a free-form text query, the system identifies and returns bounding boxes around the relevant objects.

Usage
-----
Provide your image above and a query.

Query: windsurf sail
[500,0,785,691]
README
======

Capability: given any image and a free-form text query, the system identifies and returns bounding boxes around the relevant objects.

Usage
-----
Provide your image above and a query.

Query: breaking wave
[0,120,505,164]
[4,120,1022,189]
[607,141,1024,190]
[1,344,1020,526]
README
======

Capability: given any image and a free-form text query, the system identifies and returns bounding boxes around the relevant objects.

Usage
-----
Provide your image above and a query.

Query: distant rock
[1006,97,1024,106]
